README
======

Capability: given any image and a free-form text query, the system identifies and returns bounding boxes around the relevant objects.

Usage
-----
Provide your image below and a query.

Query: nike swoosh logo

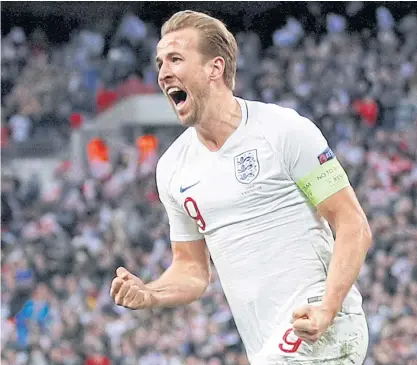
[180,181,200,193]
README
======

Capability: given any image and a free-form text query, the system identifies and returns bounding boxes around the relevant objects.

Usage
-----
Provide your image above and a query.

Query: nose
[158,62,174,87]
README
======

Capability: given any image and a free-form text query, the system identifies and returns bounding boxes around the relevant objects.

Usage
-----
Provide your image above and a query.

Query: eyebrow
[155,52,181,69]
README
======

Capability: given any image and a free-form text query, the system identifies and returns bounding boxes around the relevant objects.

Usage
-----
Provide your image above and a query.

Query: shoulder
[243,99,323,146]
[156,128,193,186]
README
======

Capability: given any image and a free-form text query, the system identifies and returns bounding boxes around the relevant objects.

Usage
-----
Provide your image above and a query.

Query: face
[156,28,211,127]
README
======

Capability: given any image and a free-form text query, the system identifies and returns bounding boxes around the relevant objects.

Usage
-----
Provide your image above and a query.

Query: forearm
[322,223,372,317]
[146,261,209,308]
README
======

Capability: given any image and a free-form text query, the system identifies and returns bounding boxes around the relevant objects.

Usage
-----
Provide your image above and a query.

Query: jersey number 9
[278,328,302,353]
[184,197,206,231]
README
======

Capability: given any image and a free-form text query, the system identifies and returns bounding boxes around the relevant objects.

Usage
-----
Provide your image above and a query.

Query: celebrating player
[110,10,372,365]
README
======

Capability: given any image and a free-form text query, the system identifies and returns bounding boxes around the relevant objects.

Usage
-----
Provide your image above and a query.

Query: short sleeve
[282,110,351,205]
[156,159,204,242]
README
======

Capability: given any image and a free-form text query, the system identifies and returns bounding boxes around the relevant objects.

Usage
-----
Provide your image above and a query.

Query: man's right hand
[110,267,154,310]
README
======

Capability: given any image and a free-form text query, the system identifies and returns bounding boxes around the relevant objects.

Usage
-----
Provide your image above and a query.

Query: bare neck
[195,91,242,152]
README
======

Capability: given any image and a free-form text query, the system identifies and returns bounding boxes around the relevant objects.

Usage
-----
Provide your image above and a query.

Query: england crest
[234,149,259,184]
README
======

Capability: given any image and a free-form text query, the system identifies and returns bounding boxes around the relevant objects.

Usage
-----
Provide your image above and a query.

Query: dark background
[2,2,416,48]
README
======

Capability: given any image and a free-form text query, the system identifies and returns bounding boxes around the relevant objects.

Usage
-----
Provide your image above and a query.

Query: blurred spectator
[1,4,417,365]
[8,112,31,143]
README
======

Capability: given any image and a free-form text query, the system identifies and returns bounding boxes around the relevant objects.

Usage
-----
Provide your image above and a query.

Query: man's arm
[138,153,210,308]
[279,107,373,313]
[111,155,210,310]
[316,186,372,317]
[146,239,211,307]
[276,107,372,341]
[110,239,210,309]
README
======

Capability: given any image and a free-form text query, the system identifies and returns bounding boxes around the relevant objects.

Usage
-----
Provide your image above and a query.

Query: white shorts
[251,311,369,365]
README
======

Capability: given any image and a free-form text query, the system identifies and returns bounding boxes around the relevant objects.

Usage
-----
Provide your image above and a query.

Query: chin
[177,111,196,127]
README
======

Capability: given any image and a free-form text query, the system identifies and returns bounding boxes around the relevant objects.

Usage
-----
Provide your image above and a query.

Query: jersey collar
[193,97,249,156]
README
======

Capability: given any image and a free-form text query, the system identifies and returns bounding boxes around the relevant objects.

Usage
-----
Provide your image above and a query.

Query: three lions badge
[234,149,259,184]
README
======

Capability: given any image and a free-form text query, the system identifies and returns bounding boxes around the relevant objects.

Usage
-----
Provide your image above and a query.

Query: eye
[172,56,181,64]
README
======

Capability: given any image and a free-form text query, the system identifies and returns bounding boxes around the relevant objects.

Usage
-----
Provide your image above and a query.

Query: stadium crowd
[2,4,417,365]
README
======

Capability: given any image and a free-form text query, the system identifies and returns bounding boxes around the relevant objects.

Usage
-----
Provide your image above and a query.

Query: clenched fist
[291,304,335,344]
[110,267,154,309]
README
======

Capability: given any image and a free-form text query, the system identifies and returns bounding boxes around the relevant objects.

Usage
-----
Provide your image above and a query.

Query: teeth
[167,87,181,95]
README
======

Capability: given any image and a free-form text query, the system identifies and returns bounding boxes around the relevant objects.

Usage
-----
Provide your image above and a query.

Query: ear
[209,56,226,83]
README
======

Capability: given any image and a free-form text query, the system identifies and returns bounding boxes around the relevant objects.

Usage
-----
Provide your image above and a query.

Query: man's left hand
[291,305,336,344]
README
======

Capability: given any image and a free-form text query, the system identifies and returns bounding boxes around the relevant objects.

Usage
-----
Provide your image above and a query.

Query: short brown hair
[161,10,238,90]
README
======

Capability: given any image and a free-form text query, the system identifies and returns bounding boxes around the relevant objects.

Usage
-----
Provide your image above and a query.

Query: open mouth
[167,87,188,109]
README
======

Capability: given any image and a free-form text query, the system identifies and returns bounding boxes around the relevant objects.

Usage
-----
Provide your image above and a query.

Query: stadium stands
[1,3,416,365]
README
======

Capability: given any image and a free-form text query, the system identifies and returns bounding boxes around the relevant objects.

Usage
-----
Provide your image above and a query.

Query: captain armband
[296,158,350,206]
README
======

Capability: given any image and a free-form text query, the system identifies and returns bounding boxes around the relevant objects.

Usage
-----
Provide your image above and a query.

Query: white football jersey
[156,98,364,362]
